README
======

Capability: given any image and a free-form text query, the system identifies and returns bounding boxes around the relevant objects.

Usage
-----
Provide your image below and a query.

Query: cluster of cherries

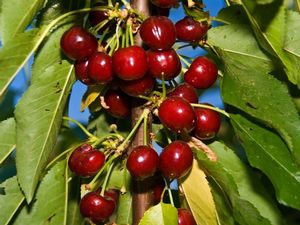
[60,0,221,224]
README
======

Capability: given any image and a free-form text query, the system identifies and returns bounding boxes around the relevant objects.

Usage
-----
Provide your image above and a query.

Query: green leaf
[0,28,47,100]
[0,0,45,44]
[240,1,300,86]
[195,141,283,225]
[0,177,25,225]
[14,160,68,225]
[116,191,133,225]
[231,114,300,210]
[179,160,218,225]
[0,118,16,164]
[139,203,178,225]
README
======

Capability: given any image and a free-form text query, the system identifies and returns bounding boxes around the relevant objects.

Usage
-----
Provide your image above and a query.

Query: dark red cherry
[68,144,105,177]
[120,74,155,97]
[151,0,178,8]
[89,10,110,34]
[126,146,159,180]
[60,26,98,60]
[175,17,208,42]
[159,141,193,179]
[88,52,114,84]
[153,178,165,204]
[140,16,176,50]
[148,49,181,80]
[104,89,131,118]
[178,208,197,225]
[151,5,170,17]
[80,192,116,223]
[194,106,221,140]
[104,189,119,205]
[184,57,218,89]
[168,83,198,103]
[74,59,94,85]
[112,46,148,80]
[158,97,195,134]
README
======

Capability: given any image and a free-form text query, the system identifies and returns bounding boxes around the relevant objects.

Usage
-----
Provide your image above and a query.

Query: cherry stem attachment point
[191,103,230,118]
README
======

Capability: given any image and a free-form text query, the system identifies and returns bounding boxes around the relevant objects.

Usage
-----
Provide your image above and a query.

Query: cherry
[60,26,98,60]
[147,49,181,80]
[68,144,105,177]
[120,74,155,97]
[158,97,195,134]
[140,16,176,50]
[104,189,119,205]
[194,105,221,140]
[88,52,114,84]
[112,46,148,80]
[159,140,193,179]
[89,10,110,34]
[153,178,165,204]
[151,5,170,17]
[150,0,178,8]
[178,208,197,225]
[175,17,208,43]
[168,83,198,103]
[184,57,218,89]
[74,59,94,85]
[126,145,159,180]
[80,191,116,223]
[104,89,131,118]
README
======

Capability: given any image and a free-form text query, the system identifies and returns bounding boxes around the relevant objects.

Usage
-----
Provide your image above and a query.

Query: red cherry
[178,208,197,225]
[184,57,218,89]
[89,10,110,34]
[104,189,119,205]
[104,89,131,118]
[175,17,208,42]
[168,83,198,103]
[88,52,114,84]
[158,97,195,134]
[148,49,181,80]
[68,144,105,177]
[60,26,98,60]
[126,146,159,180]
[112,46,148,80]
[140,16,176,50]
[80,192,116,223]
[153,178,165,204]
[151,0,178,8]
[74,59,94,85]
[159,141,193,179]
[120,74,155,97]
[194,106,221,140]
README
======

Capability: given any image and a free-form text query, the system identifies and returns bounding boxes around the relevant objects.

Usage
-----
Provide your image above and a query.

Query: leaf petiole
[191,103,230,118]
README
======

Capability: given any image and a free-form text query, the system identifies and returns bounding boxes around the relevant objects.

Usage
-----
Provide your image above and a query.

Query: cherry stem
[204,42,221,58]
[225,0,231,6]
[108,0,113,7]
[137,95,152,101]
[93,19,109,33]
[161,76,167,99]
[100,161,115,196]
[178,54,191,68]
[63,116,96,139]
[115,20,123,50]
[128,24,134,46]
[191,103,230,118]
[164,179,175,207]
[210,17,230,25]
[143,116,148,145]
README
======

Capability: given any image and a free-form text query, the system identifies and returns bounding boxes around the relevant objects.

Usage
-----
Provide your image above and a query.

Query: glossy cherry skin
[80,192,116,223]
[60,26,98,60]
[175,17,208,42]
[68,144,105,177]
[88,52,114,84]
[184,57,218,89]
[140,16,176,50]
[150,0,178,8]
[120,74,155,97]
[178,208,197,225]
[104,89,131,118]
[168,83,198,103]
[74,59,95,85]
[127,146,159,180]
[194,106,221,140]
[112,46,148,80]
[148,49,181,80]
[158,97,195,134]
[159,140,193,179]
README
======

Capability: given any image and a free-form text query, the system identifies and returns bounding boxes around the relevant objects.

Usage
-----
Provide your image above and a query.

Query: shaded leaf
[116,191,133,225]
[139,202,178,225]
[14,161,68,225]
[231,114,300,210]
[0,177,25,225]
[0,118,16,164]
[179,160,218,225]
[195,141,283,225]
[0,0,45,44]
